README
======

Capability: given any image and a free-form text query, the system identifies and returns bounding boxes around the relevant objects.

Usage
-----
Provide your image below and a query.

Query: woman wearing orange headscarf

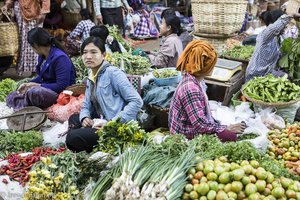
[168,40,245,142]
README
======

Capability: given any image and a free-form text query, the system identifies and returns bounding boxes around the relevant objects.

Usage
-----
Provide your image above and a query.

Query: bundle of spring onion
[90,144,195,200]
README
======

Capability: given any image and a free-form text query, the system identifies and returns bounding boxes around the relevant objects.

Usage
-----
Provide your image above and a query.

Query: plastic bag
[276,102,300,124]
[234,102,255,122]
[43,121,68,147]
[241,114,270,153]
[258,107,286,130]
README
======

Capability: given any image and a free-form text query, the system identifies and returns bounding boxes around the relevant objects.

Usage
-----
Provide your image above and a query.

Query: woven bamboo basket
[193,34,228,54]
[191,0,248,36]
[62,10,81,27]
[0,11,19,57]
[66,84,86,97]
[241,89,300,108]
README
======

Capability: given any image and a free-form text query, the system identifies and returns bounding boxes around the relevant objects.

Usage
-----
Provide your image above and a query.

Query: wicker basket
[0,12,19,57]
[66,84,86,97]
[241,89,300,108]
[191,0,248,36]
[193,35,228,54]
[62,10,81,27]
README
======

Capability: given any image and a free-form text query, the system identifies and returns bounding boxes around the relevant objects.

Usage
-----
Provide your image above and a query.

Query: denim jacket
[79,61,143,123]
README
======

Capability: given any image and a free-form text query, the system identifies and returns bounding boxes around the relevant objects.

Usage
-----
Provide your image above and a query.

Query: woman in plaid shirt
[169,40,246,142]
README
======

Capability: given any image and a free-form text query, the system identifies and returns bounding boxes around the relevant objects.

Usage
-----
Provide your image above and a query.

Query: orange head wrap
[176,40,217,77]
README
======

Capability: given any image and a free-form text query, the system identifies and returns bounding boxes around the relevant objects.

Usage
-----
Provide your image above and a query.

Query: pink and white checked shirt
[168,73,226,139]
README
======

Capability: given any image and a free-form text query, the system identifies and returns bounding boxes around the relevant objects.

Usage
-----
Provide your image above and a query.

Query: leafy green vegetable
[0,130,43,158]
[94,119,147,154]
[107,25,132,52]
[106,52,151,75]
[71,56,88,84]
[222,45,255,61]
[0,78,17,102]
[153,69,178,78]
[238,133,259,141]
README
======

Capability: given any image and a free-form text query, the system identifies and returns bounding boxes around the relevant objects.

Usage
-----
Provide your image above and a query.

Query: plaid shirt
[134,10,150,37]
[245,14,291,82]
[93,0,130,16]
[69,20,95,43]
[168,73,226,139]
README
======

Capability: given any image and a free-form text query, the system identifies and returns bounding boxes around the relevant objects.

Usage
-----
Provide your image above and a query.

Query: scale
[206,58,242,82]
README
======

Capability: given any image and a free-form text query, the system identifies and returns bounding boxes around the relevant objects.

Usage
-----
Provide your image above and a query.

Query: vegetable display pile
[0,146,65,186]
[24,150,80,200]
[0,78,17,102]
[153,68,179,78]
[184,157,300,200]
[107,25,132,52]
[237,133,259,141]
[94,119,146,154]
[222,45,254,61]
[105,52,151,75]
[279,35,300,84]
[0,130,43,159]
[242,74,300,103]
[268,123,300,175]
[71,56,88,84]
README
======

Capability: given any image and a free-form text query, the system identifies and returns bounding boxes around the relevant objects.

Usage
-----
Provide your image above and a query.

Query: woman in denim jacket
[66,36,143,152]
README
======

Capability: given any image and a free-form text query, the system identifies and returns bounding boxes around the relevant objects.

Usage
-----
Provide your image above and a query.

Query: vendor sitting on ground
[65,8,95,55]
[89,25,127,54]
[65,36,143,152]
[169,40,245,142]
[6,27,76,111]
[245,10,300,82]
[148,14,183,68]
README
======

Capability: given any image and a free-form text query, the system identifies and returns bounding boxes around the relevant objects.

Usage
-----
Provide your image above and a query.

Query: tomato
[214,166,226,176]
[286,189,297,199]
[224,183,232,193]
[196,182,210,196]
[242,164,253,175]
[266,172,274,183]
[250,160,260,168]
[228,191,237,199]
[218,172,231,184]
[263,188,271,196]
[196,162,204,171]
[207,172,218,181]
[216,190,228,200]
[189,191,199,200]
[182,192,190,200]
[248,193,261,200]
[185,184,194,193]
[203,164,214,175]
[200,177,208,183]
[242,176,251,186]
[232,169,245,181]
[256,167,268,180]
[188,167,196,175]
[208,181,219,191]
[280,177,293,189]
[249,175,257,183]
[237,191,246,200]
[231,181,243,193]
[218,184,225,191]
[194,171,204,180]
[256,180,266,193]
[245,183,257,196]
[207,190,217,200]
[240,160,249,166]
[230,162,240,171]
[191,178,199,185]
[272,187,285,198]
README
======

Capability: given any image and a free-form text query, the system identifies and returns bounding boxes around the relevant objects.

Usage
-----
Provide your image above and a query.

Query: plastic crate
[127,75,142,95]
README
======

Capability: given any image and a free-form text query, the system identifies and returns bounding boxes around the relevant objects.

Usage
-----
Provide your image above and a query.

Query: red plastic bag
[56,92,71,105]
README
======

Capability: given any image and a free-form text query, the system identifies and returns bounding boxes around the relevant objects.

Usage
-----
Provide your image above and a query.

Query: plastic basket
[153,68,181,86]
[127,75,142,95]
[231,91,253,107]
[191,0,247,36]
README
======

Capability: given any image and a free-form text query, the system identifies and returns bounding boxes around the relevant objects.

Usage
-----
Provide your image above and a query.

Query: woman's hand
[82,117,94,128]
[17,82,40,94]
[226,122,246,133]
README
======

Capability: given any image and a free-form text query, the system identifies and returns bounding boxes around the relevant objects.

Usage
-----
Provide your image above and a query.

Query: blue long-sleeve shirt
[30,47,76,93]
[80,61,143,123]
[245,14,292,82]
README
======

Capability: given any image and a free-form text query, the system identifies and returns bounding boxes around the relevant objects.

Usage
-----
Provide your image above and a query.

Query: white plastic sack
[43,121,68,147]
[0,175,24,200]
[234,102,255,122]
[241,114,270,153]
[258,107,286,130]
